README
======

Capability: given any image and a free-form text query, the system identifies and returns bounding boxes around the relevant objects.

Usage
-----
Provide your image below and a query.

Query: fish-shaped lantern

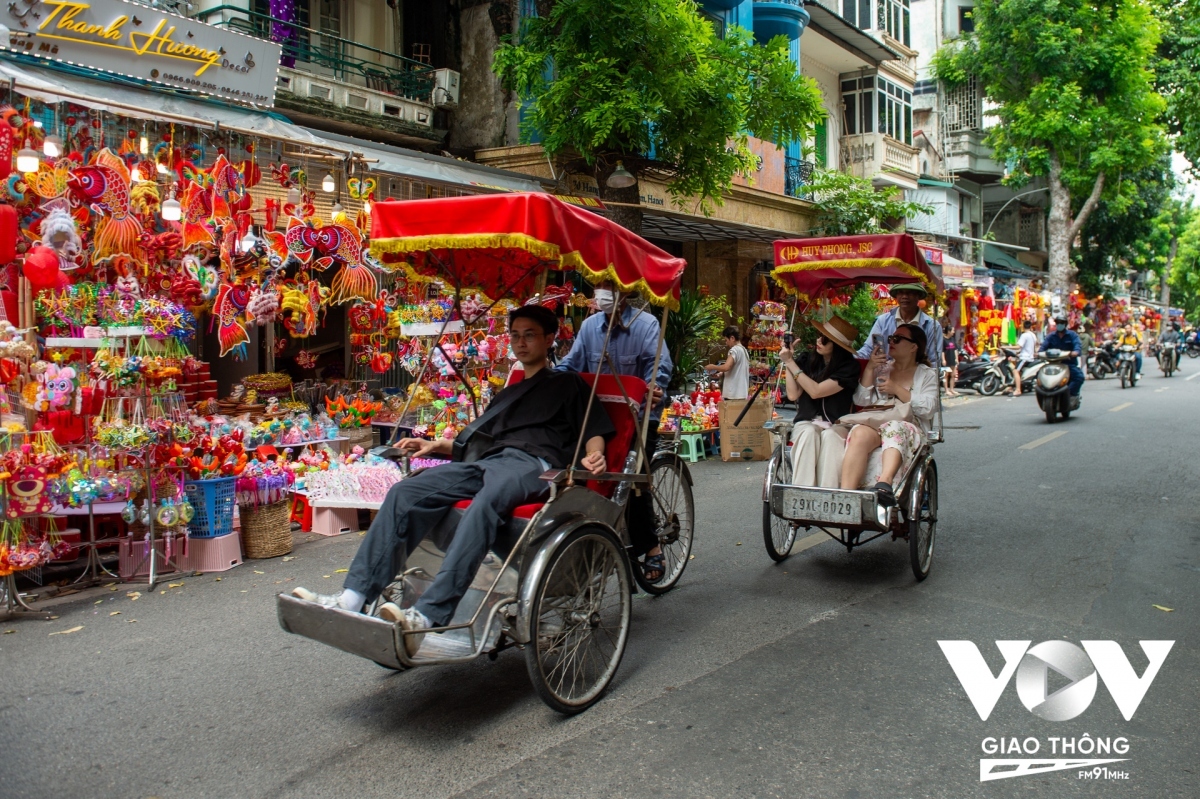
[67,148,143,262]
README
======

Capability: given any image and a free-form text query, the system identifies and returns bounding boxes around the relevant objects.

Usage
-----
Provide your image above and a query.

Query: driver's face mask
[594,288,616,313]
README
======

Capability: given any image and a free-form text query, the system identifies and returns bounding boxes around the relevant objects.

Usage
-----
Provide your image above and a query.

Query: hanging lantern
[321,172,335,193]
[16,142,39,173]
[42,135,62,158]
[162,186,182,221]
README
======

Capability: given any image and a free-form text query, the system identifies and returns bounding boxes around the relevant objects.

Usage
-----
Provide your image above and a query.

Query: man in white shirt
[1013,319,1039,397]
[706,326,750,399]
[856,284,943,368]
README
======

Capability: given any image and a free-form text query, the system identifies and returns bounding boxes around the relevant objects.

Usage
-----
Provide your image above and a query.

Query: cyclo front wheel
[526,525,631,715]
[909,461,938,581]
[762,443,798,562]
[633,455,695,596]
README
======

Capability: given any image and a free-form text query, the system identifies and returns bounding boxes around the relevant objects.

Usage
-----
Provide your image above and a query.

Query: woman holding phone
[777,316,861,486]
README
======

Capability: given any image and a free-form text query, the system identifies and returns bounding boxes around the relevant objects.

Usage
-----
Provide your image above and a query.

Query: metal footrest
[769,484,890,531]
[277,593,407,670]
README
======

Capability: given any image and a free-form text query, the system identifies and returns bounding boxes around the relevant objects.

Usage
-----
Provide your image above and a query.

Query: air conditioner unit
[432,68,460,109]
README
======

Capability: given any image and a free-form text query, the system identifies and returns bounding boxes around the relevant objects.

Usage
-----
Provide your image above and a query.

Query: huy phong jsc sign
[4,0,282,106]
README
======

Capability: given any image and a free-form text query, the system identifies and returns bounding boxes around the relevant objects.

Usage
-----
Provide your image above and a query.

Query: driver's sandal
[640,553,665,582]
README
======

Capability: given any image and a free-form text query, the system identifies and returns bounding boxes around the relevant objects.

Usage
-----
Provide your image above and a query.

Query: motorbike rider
[1077,322,1095,380]
[1040,316,1084,400]
[1118,324,1144,378]
[1159,322,1182,368]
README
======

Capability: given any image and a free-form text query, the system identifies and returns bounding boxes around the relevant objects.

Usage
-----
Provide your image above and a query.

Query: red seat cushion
[452,499,542,519]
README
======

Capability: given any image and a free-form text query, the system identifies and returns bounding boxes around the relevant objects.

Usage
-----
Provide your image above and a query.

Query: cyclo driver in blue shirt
[556,278,673,583]
[1040,315,1085,400]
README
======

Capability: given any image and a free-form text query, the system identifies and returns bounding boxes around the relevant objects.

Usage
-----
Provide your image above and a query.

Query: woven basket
[240,500,293,559]
[340,426,376,452]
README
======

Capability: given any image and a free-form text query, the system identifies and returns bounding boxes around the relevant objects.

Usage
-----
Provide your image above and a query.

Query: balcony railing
[195,5,435,102]
[784,157,815,199]
[839,133,919,184]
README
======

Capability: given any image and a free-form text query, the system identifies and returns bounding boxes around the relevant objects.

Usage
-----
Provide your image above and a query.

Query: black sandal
[641,553,665,582]
[874,481,897,508]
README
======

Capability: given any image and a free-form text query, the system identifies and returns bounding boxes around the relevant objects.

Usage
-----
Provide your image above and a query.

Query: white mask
[594,288,616,313]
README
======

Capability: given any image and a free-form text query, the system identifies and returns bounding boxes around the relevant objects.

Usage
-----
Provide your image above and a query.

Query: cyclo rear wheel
[762,443,798,562]
[633,454,695,595]
[909,461,938,581]
[526,525,631,715]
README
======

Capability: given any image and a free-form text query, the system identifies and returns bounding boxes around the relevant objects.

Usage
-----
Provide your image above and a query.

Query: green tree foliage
[804,169,932,236]
[493,0,825,230]
[934,0,1167,292]
[1168,207,1200,320]
[664,289,736,391]
[1074,155,1175,296]
[1153,0,1200,175]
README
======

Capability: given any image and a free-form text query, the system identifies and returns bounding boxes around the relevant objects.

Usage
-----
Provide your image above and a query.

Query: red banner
[771,233,943,301]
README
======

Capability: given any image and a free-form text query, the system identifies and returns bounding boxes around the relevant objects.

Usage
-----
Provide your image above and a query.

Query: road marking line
[1188,371,1200,381]
[790,531,830,555]
[1109,402,1134,412]
[1019,430,1069,450]
[1155,387,1170,393]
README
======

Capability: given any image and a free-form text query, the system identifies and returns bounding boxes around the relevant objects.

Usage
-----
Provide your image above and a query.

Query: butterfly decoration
[347,177,377,200]
[24,159,71,200]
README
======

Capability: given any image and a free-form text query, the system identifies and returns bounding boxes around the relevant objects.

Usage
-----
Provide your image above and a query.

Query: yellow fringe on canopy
[771,257,942,302]
[370,233,680,309]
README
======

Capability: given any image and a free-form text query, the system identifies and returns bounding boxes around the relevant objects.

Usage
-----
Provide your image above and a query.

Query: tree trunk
[1161,237,1178,334]
[1046,151,1105,294]
[596,161,643,233]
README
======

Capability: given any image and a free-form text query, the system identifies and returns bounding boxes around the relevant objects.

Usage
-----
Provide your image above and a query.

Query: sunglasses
[888,334,915,345]
[816,335,830,345]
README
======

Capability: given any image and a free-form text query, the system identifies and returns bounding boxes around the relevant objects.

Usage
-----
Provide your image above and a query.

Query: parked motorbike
[979,349,1044,396]
[954,356,992,393]
[1088,342,1117,380]
[1186,338,1200,359]
[1117,344,1139,389]
[1035,349,1079,423]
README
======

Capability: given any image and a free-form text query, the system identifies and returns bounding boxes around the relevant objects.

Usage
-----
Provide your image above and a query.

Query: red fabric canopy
[771,233,943,301]
[369,193,685,308]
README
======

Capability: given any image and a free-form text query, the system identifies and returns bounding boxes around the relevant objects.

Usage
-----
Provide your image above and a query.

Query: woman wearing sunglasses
[778,316,861,486]
[841,323,939,507]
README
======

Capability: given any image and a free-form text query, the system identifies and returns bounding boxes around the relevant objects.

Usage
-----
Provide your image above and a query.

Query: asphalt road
[2,371,1198,799]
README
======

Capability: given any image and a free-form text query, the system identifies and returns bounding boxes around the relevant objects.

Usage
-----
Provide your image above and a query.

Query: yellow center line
[1109,402,1134,412]
[1019,430,1069,450]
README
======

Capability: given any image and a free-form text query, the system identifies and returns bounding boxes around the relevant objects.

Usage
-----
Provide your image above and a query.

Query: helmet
[1054,316,1068,326]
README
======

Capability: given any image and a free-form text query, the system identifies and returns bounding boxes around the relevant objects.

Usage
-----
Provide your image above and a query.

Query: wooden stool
[678,432,707,463]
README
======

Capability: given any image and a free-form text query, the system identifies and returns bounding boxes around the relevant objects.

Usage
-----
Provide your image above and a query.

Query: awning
[0,59,327,146]
[983,244,1041,277]
[640,206,794,244]
[803,2,902,65]
[302,130,546,195]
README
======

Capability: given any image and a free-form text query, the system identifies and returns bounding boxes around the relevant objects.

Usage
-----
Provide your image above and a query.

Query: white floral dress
[850,364,939,488]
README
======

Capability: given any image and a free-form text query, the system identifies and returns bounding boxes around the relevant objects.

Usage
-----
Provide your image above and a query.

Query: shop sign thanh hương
[3,0,282,107]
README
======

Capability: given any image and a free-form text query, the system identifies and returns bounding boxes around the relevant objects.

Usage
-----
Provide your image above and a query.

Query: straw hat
[812,315,859,354]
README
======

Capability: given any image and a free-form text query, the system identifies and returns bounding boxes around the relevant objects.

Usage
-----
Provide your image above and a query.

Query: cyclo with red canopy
[761,233,942,580]
[276,193,695,714]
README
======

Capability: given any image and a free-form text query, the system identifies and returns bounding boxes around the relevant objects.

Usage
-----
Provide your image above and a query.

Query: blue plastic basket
[184,477,237,538]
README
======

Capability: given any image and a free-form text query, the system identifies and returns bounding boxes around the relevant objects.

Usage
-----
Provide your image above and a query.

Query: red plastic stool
[290,493,313,532]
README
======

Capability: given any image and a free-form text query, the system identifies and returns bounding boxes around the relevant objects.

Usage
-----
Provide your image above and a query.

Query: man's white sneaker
[291,587,341,608]
[379,603,429,656]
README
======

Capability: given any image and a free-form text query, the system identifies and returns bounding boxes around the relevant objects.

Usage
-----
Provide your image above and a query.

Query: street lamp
[606,161,635,189]
[978,187,1050,269]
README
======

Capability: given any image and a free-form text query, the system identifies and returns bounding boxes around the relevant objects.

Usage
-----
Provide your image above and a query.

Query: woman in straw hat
[777,316,862,487]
